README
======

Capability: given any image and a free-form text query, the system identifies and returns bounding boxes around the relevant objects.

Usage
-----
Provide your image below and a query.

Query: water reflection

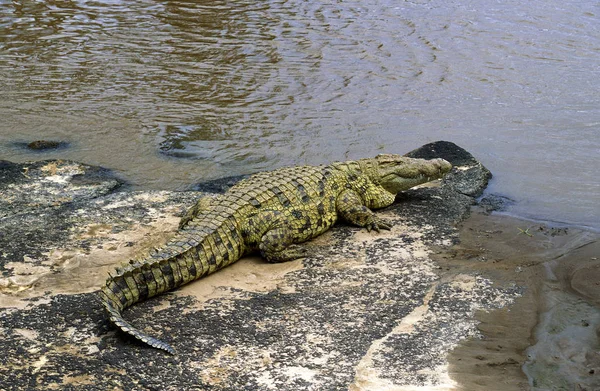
[0,0,424,164]
[155,0,282,161]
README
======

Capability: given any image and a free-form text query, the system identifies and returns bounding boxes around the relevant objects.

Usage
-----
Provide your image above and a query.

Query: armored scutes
[99,155,452,354]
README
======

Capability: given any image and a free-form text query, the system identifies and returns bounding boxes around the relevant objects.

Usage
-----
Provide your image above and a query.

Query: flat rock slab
[0,142,522,390]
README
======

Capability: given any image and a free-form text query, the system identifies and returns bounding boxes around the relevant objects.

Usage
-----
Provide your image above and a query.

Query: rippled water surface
[1,0,599,229]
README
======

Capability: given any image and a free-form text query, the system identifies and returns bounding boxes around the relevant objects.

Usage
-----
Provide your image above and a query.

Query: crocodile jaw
[376,155,452,194]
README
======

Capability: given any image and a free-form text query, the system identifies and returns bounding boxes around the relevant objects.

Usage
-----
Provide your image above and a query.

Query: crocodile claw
[366,218,393,233]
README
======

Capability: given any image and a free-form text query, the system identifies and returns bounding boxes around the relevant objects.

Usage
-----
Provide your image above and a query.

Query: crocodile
[98,154,452,354]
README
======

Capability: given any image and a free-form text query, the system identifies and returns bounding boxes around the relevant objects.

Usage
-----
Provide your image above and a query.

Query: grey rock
[26,140,62,150]
[0,159,122,219]
[10,140,70,152]
[0,141,521,391]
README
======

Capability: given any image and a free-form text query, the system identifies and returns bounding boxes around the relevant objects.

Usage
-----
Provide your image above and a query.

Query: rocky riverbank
[0,141,597,390]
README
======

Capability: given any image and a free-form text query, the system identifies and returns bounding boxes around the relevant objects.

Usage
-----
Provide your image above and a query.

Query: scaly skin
[99,154,452,354]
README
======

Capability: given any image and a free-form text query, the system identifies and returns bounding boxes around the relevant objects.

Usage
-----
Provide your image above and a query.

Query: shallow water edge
[436,209,600,390]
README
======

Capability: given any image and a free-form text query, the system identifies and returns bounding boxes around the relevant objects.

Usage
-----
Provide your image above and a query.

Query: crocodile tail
[99,278,176,355]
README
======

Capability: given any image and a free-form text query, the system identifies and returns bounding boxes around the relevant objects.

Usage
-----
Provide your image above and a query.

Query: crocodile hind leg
[259,226,311,263]
[243,209,315,263]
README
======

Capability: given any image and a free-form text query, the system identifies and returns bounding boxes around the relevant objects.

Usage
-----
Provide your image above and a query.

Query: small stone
[27,140,62,150]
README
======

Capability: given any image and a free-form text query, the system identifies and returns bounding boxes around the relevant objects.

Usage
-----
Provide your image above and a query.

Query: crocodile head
[372,154,452,194]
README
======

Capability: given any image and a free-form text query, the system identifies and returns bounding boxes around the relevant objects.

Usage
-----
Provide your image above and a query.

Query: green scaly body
[99,155,452,354]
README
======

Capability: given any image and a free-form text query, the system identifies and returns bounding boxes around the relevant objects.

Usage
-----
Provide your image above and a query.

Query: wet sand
[433,209,600,390]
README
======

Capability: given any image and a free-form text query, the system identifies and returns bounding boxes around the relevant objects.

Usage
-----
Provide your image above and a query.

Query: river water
[0,0,598,230]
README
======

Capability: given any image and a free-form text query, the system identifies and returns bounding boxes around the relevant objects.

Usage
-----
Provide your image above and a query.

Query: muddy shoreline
[437,209,600,390]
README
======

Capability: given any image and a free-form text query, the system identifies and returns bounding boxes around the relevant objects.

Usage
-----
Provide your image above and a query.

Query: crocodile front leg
[336,189,393,232]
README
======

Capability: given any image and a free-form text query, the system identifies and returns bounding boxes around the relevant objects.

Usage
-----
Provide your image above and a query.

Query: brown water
[0,0,599,229]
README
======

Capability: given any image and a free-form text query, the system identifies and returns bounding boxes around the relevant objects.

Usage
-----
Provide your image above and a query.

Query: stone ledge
[0,141,523,391]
